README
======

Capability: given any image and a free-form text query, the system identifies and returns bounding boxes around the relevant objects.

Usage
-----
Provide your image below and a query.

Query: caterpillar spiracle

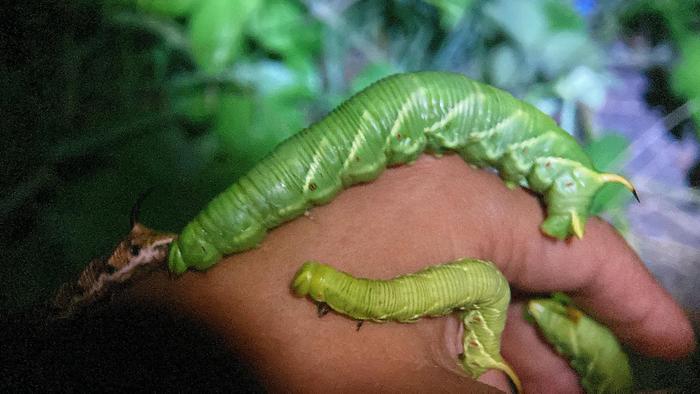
[291,258,523,392]
[168,71,636,274]
[527,295,633,393]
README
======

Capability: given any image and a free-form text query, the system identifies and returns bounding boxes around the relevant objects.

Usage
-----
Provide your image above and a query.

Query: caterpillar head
[291,261,339,302]
[291,261,322,297]
[539,167,637,240]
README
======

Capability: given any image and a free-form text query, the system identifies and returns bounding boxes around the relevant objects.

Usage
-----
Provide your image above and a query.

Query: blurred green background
[1,0,699,390]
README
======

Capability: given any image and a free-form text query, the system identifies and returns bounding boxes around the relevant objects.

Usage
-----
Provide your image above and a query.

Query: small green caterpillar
[527,295,633,393]
[168,71,636,274]
[291,258,523,392]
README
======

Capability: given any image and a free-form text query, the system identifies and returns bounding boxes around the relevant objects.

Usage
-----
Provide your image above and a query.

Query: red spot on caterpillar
[309,183,317,191]
[472,316,482,323]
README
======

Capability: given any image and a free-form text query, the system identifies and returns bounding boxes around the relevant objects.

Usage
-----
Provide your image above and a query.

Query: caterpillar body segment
[527,298,633,393]
[292,259,522,392]
[169,72,635,274]
[291,259,510,323]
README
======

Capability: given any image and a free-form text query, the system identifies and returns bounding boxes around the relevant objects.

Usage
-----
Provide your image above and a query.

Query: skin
[130,155,695,393]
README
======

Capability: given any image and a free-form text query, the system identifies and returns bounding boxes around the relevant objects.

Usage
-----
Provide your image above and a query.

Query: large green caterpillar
[527,295,633,393]
[168,71,636,274]
[292,258,522,392]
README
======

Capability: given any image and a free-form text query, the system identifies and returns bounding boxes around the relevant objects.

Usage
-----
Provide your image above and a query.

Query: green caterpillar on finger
[527,294,633,393]
[292,258,522,393]
[168,72,637,274]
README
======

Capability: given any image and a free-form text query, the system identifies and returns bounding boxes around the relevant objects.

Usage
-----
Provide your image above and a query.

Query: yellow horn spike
[599,173,640,202]
[570,210,584,239]
[496,360,523,394]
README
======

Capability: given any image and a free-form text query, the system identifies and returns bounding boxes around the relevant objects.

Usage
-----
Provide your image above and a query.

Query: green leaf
[247,0,320,59]
[585,133,629,170]
[584,133,633,215]
[483,0,548,50]
[484,0,600,78]
[136,0,198,16]
[538,31,598,77]
[350,63,400,94]
[212,93,256,159]
[554,66,608,109]
[424,0,475,29]
[233,58,321,100]
[542,0,585,32]
[692,102,700,140]
[488,44,535,89]
[671,36,700,100]
[213,92,305,174]
[189,0,261,75]
[170,84,220,124]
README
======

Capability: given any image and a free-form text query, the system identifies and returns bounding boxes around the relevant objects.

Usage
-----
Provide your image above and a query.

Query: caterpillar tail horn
[495,360,523,394]
[599,173,639,203]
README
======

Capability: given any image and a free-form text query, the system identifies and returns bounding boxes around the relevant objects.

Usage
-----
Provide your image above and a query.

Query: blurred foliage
[585,132,633,231]
[620,0,700,141]
[0,0,693,314]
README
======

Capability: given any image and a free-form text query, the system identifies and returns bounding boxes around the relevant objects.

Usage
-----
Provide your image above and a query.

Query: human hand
[134,154,695,392]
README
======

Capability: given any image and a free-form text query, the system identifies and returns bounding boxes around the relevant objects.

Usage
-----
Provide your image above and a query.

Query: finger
[501,301,583,394]
[501,212,695,359]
